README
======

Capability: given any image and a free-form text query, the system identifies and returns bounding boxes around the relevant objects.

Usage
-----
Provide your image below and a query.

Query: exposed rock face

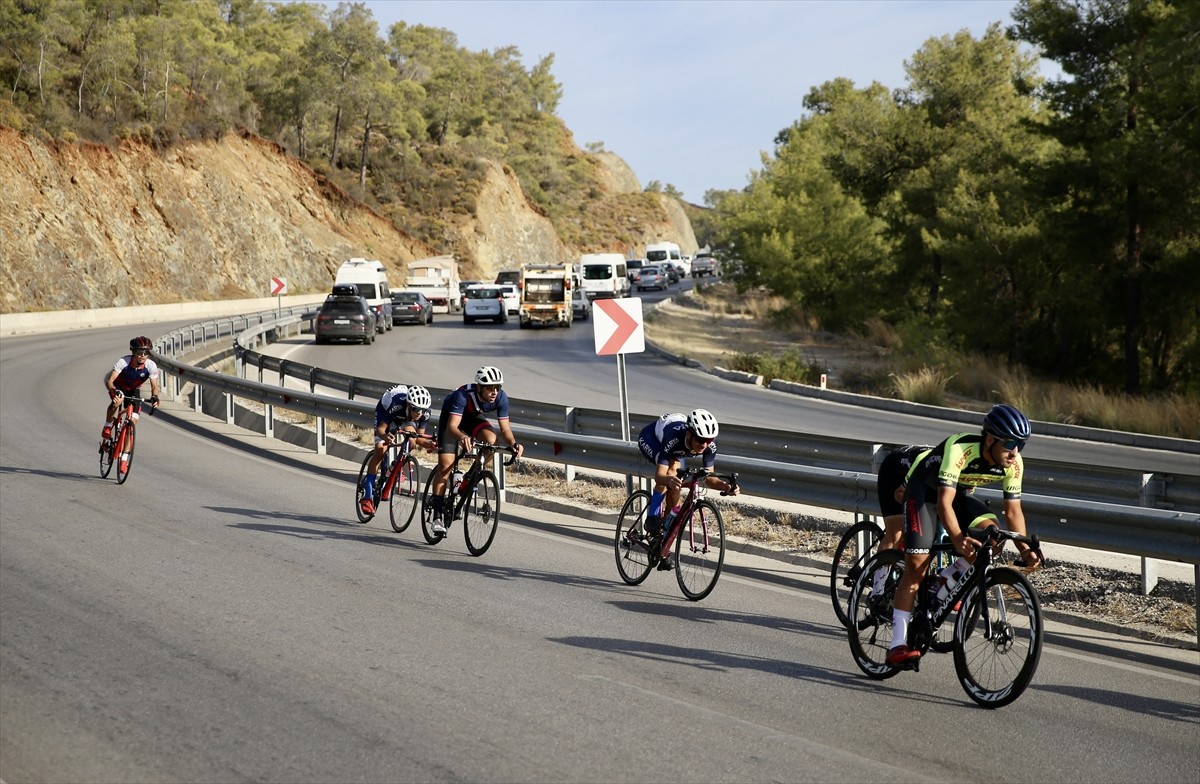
[0,128,437,313]
[459,161,567,280]
[0,127,697,312]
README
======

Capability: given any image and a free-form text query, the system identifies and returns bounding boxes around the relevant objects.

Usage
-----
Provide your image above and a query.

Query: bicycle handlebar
[457,441,520,467]
[973,526,1048,568]
[675,468,739,495]
[116,393,155,416]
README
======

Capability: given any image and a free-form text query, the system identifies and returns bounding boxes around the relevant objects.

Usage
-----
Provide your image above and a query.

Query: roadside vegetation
[647,282,1198,440]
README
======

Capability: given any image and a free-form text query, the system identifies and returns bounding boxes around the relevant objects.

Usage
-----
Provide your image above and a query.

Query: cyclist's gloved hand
[149,395,160,408]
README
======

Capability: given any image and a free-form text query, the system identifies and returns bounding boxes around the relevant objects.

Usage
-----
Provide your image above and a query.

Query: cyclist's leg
[888,498,935,665]
[875,450,907,553]
[362,424,389,500]
[949,494,998,574]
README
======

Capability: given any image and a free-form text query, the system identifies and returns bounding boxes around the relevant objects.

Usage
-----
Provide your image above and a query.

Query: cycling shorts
[876,450,909,517]
[901,492,996,553]
[437,411,494,455]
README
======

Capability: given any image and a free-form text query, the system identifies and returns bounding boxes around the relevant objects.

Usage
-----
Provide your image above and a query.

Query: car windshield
[646,251,668,263]
[467,288,501,299]
[393,295,420,304]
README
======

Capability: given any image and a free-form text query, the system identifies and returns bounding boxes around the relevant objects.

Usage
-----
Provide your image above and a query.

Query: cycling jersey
[637,413,717,470]
[437,383,510,452]
[373,384,430,431]
[110,355,159,394]
[901,433,1017,552]
[904,433,1023,500]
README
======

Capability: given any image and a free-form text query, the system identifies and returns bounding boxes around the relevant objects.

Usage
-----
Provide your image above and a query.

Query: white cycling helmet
[475,366,504,385]
[406,385,432,411]
[686,408,719,439]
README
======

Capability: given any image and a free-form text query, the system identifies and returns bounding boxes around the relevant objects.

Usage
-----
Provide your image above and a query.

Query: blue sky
[320,1,1033,204]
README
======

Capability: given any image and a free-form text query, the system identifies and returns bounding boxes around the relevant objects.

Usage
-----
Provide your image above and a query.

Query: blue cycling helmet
[983,404,1032,441]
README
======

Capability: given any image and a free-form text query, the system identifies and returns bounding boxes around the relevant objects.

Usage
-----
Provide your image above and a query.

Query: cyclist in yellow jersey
[886,404,1042,667]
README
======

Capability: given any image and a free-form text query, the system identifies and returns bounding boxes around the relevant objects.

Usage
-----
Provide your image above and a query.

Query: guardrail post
[265,402,274,439]
[224,391,235,425]
[1139,473,1159,594]
[316,415,327,455]
[563,407,577,483]
[279,359,287,389]
[309,367,317,395]
[348,377,356,401]
[193,383,203,413]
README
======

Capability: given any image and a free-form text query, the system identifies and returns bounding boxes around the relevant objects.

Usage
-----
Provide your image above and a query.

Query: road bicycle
[355,430,433,532]
[830,521,959,652]
[614,468,739,601]
[419,441,519,556]
[847,525,1046,708]
[99,393,153,484]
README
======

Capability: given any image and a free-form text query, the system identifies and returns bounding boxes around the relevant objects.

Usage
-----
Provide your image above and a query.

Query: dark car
[315,290,376,344]
[391,290,434,325]
[494,269,522,291]
[662,263,681,284]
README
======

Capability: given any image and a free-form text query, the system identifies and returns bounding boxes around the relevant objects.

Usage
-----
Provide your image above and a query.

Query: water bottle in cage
[452,470,464,493]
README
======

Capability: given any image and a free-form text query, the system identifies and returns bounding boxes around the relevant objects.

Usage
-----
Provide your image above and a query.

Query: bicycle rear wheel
[953,567,1043,708]
[847,549,904,680]
[388,455,420,533]
[675,500,725,601]
[419,471,445,544]
[830,519,884,627]
[613,490,653,585]
[463,471,500,556]
[115,421,136,484]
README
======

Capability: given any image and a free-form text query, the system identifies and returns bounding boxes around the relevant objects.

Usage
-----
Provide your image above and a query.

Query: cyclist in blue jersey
[429,366,523,534]
[359,384,435,516]
[102,336,160,441]
[637,409,739,566]
[886,404,1042,667]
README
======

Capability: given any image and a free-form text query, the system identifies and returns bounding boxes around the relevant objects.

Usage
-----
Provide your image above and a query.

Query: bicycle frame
[442,442,517,522]
[657,470,717,559]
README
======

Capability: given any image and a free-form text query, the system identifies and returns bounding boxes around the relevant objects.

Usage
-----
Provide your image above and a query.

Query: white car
[463,284,508,324]
[498,283,521,315]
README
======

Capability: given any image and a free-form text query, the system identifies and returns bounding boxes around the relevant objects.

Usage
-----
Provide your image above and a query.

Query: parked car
[635,266,667,292]
[463,284,508,324]
[458,280,483,295]
[571,284,591,321]
[498,283,521,315]
[315,289,376,344]
[390,290,434,325]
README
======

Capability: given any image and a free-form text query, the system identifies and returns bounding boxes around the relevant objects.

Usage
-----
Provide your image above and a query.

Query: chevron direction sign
[592,297,645,356]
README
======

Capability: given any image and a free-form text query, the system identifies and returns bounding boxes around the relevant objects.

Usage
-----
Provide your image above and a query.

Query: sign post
[270,276,288,317]
[593,297,645,494]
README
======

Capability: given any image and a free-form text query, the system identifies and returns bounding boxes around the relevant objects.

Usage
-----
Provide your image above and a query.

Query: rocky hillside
[0,127,696,313]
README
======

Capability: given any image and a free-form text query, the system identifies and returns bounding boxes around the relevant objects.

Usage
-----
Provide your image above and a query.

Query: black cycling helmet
[983,404,1032,442]
[130,336,152,352]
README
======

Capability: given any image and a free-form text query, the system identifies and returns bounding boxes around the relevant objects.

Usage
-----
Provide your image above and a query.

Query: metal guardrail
[227,322,1200,515]
[153,309,1200,641]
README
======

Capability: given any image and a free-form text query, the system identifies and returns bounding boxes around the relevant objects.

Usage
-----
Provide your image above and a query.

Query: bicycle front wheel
[419,471,445,544]
[388,455,420,533]
[115,421,136,484]
[675,500,725,601]
[830,519,884,627]
[613,490,653,585]
[463,471,500,556]
[953,567,1044,708]
[847,549,904,680]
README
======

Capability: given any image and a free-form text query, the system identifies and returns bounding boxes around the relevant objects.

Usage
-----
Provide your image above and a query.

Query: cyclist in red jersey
[102,336,160,441]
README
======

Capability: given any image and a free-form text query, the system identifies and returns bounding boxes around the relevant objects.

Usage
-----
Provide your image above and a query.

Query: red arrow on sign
[270,276,287,296]
[595,298,640,355]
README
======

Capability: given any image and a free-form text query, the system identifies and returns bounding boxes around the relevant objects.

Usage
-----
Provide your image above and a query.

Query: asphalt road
[2,322,1198,783]
[281,283,1197,477]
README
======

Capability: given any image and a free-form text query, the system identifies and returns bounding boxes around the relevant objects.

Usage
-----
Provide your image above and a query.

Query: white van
[645,242,683,275]
[335,258,392,333]
[579,253,630,300]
